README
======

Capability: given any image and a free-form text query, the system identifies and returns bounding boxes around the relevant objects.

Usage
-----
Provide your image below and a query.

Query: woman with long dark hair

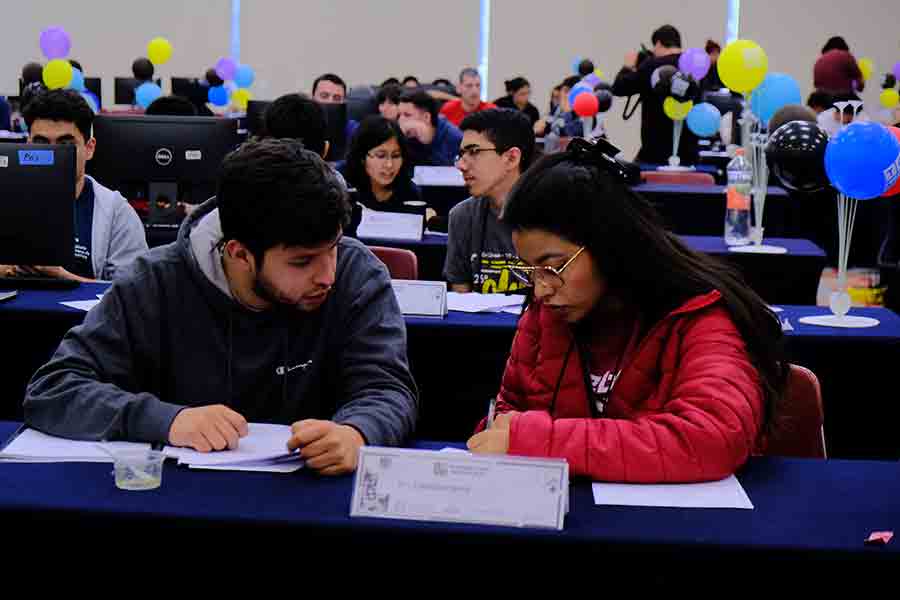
[468,138,787,483]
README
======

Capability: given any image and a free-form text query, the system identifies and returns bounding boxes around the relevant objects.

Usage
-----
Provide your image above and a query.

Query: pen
[486,396,496,430]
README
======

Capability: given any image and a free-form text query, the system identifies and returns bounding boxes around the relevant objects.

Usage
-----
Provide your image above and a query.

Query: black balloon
[594,89,613,112]
[765,120,831,193]
[651,65,677,96]
[668,71,701,102]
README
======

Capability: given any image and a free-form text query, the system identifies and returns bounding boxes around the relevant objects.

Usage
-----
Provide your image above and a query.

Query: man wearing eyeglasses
[444,109,535,293]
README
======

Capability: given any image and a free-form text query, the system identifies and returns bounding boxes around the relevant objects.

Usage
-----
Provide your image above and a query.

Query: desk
[3,286,899,458]
[0,421,896,580]
[361,234,826,305]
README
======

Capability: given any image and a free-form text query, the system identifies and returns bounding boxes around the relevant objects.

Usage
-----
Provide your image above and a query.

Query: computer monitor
[84,77,102,109]
[703,90,744,145]
[245,100,271,136]
[321,102,348,160]
[0,142,76,267]
[114,77,162,105]
[88,115,241,223]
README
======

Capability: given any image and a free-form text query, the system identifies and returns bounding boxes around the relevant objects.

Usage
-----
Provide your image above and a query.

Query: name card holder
[391,280,447,318]
[357,209,423,241]
[350,447,569,530]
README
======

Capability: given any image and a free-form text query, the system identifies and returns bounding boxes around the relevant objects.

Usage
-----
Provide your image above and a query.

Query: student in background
[701,40,724,91]
[145,95,198,116]
[439,68,496,127]
[397,89,463,167]
[402,76,420,88]
[312,72,360,141]
[444,108,534,294]
[376,84,403,121]
[814,36,864,97]
[342,115,427,215]
[806,91,832,115]
[25,138,418,474]
[467,138,786,484]
[493,77,540,127]
[2,90,147,282]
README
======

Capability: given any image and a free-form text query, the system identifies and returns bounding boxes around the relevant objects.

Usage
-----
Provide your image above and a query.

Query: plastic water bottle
[724,148,752,246]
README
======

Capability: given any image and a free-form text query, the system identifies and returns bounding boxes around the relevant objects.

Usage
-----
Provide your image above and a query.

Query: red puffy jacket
[495,290,764,483]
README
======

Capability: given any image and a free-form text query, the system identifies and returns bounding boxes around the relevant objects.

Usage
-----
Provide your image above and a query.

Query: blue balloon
[825,122,900,199]
[750,73,802,127]
[208,85,230,106]
[234,64,255,89]
[69,68,85,92]
[135,82,162,109]
[568,83,592,108]
[571,56,582,75]
[686,103,722,137]
[81,91,99,113]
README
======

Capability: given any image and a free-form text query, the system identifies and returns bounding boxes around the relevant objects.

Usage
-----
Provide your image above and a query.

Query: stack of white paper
[413,166,465,187]
[592,475,754,509]
[0,428,151,463]
[162,423,304,473]
[446,292,524,314]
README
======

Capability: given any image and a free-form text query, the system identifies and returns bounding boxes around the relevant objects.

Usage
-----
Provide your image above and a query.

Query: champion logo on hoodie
[276,360,312,376]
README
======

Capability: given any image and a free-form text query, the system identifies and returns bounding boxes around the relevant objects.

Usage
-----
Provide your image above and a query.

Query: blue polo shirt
[71,178,95,279]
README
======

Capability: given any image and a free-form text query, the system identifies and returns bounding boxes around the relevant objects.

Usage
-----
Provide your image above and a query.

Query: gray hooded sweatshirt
[24,197,418,446]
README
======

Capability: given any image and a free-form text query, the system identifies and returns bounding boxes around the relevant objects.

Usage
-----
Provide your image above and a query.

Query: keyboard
[0,276,81,290]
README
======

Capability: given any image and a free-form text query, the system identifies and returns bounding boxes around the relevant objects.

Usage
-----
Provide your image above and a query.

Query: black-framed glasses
[509,246,586,289]
[454,145,500,163]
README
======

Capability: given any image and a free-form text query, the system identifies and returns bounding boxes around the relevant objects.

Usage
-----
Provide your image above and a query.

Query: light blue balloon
[686,102,722,138]
[135,82,163,109]
[571,56,583,75]
[234,64,255,89]
[208,85,230,106]
[81,91,99,113]
[568,83,592,107]
[825,121,900,199]
[69,68,85,92]
[750,73,802,127]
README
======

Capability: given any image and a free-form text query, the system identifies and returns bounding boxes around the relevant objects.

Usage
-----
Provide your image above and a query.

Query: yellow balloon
[232,88,254,110]
[42,59,73,90]
[858,57,874,81]
[717,39,768,93]
[663,97,693,121]
[881,89,900,109]
[147,37,173,65]
[593,68,605,79]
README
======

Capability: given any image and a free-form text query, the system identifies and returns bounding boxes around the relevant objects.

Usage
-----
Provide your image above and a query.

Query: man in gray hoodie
[25,138,418,475]
[3,89,147,282]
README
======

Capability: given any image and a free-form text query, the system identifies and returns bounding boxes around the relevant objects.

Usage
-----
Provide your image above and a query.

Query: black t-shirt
[612,53,700,165]
[70,179,95,279]
[494,95,541,126]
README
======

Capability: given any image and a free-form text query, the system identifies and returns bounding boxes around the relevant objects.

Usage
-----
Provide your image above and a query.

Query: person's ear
[224,240,257,273]
[504,147,522,172]
[84,137,96,161]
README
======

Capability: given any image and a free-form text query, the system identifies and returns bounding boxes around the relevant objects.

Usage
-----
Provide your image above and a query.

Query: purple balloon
[678,48,711,80]
[215,57,238,81]
[583,73,601,87]
[40,27,71,60]
[894,61,900,81]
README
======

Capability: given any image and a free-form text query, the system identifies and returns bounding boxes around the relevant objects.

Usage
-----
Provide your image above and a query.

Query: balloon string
[672,120,683,161]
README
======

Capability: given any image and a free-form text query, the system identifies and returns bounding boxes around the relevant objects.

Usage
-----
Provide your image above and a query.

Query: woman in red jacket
[467,138,787,483]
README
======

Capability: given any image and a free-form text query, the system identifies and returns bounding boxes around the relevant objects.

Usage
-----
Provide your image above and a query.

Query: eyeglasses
[454,146,500,163]
[367,151,403,163]
[509,246,585,289]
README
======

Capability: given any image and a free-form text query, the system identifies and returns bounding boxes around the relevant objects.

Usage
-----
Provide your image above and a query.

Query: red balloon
[573,92,599,117]
[884,126,900,198]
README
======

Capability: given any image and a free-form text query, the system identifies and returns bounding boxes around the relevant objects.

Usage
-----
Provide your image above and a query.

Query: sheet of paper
[0,428,150,462]
[413,166,465,187]
[60,299,101,312]
[189,459,304,473]
[357,209,423,241]
[162,422,296,466]
[391,280,446,317]
[447,292,523,313]
[501,305,523,315]
[592,475,753,509]
[0,291,17,302]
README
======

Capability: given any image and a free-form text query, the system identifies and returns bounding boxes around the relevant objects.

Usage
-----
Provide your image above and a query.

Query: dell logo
[155,148,173,166]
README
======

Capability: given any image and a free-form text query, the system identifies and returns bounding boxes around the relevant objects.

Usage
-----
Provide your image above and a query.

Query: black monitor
[321,102,348,160]
[0,143,76,267]
[114,77,162,105]
[88,115,241,224]
[84,77,102,109]
[245,100,271,136]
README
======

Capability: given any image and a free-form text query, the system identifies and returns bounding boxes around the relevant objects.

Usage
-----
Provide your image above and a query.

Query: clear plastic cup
[112,449,165,491]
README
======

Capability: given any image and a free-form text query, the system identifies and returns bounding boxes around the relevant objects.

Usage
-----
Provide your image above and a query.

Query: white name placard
[350,447,569,530]
[413,166,465,187]
[357,209,423,241]
[391,280,447,317]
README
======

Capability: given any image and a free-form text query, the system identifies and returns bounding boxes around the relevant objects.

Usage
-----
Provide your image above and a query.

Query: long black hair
[343,115,413,193]
[502,139,787,431]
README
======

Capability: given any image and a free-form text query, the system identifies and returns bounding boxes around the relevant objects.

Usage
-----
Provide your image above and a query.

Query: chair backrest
[368,246,418,280]
[641,171,716,185]
[766,364,826,459]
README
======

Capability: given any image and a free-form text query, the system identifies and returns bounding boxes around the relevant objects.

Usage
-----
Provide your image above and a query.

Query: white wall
[1,0,230,109]
[740,0,900,115]
[241,0,480,100]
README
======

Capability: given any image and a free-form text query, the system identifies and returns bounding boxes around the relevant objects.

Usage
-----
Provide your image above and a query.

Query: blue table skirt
[0,421,897,571]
